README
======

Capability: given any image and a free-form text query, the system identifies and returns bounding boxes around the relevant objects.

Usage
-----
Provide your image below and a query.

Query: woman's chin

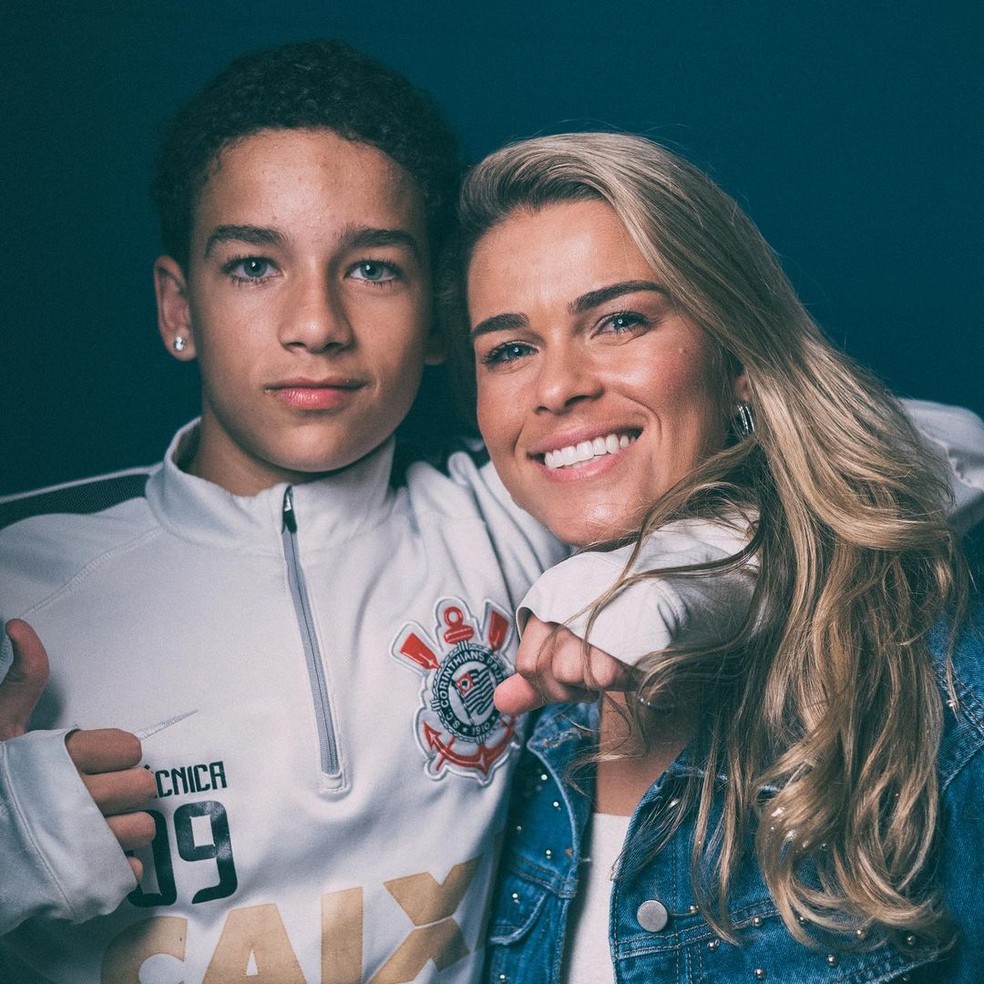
[538,504,646,549]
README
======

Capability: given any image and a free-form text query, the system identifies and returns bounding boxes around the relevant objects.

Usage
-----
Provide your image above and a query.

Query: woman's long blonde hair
[447,132,968,949]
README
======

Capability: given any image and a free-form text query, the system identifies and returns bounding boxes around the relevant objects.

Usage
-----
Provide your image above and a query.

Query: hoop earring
[172,336,187,353]
[734,401,755,439]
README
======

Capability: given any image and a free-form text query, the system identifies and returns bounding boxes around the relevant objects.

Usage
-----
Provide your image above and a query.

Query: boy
[0,39,569,982]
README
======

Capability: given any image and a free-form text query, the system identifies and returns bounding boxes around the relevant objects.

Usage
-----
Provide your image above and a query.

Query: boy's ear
[423,320,446,367]
[154,256,197,361]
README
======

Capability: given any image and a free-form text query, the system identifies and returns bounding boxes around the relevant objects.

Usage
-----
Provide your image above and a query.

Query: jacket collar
[528,701,727,788]
[145,420,399,553]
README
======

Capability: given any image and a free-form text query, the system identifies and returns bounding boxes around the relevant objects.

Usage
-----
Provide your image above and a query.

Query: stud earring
[172,336,187,353]
[735,401,755,438]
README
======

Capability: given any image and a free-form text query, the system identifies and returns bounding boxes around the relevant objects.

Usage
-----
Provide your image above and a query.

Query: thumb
[494,674,545,716]
[493,673,598,716]
[0,619,51,739]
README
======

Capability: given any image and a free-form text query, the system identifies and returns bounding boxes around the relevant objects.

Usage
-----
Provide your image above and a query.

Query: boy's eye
[349,260,400,283]
[241,258,269,278]
[225,256,276,281]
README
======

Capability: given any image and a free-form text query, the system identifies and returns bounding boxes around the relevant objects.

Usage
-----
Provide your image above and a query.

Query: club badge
[392,597,517,784]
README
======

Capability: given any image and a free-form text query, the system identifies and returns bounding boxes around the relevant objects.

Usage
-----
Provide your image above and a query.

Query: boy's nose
[280,276,353,352]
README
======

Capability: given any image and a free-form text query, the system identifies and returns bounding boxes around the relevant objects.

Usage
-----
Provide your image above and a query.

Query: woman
[444,133,983,981]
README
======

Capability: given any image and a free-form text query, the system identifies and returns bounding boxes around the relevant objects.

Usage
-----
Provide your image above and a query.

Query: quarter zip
[281,487,343,782]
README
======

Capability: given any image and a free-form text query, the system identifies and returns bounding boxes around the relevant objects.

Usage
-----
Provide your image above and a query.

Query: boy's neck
[175,424,394,496]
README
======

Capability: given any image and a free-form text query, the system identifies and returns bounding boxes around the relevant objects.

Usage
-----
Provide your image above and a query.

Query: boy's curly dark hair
[152,39,460,269]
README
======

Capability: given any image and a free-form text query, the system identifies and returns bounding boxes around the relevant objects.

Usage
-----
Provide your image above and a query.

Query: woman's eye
[604,311,648,333]
[350,260,400,283]
[481,342,535,366]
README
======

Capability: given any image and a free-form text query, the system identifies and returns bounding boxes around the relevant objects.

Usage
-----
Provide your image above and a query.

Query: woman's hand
[494,616,637,715]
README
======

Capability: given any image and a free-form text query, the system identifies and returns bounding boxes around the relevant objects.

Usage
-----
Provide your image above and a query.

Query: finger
[81,767,157,817]
[494,673,598,716]
[513,618,556,676]
[547,639,604,688]
[512,632,594,706]
[126,856,144,881]
[583,649,638,691]
[528,627,639,693]
[494,674,544,715]
[66,728,143,774]
[106,811,157,852]
[0,619,51,739]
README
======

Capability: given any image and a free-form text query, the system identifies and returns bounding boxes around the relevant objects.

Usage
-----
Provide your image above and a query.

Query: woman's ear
[732,369,752,404]
[154,256,197,361]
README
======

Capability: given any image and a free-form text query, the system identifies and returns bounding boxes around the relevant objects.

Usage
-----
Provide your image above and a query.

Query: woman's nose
[534,344,603,413]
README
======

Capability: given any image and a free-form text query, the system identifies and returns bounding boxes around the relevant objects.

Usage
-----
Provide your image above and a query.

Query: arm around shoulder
[518,517,757,667]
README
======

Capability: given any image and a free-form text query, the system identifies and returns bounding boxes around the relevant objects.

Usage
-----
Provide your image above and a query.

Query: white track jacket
[0,425,567,983]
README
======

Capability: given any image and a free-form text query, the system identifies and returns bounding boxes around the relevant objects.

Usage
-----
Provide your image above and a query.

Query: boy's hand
[494,616,637,715]
[2,619,156,877]
[0,619,50,741]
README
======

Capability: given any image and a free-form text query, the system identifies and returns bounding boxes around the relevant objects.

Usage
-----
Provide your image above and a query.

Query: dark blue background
[2,0,981,495]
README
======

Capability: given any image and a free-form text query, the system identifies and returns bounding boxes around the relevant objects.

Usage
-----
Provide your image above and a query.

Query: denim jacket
[485,605,984,983]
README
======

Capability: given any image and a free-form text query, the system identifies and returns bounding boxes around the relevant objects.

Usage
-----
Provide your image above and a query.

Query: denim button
[636,899,669,932]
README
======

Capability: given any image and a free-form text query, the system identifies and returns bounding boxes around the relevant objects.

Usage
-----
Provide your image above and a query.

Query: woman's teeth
[543,433,636,470]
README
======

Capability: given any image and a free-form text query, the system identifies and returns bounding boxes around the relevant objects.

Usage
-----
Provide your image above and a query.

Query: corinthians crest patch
[392,597,517,784]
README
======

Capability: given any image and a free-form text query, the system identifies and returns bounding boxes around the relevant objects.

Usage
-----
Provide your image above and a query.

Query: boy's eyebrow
[470,281,667,339]
[340,226,422,259]
[201,225,423,260]
[569,280,666,314]
[204,225,287,257]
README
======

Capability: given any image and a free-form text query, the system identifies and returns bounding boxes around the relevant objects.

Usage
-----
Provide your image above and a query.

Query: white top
[905,398,984,533]
[562,812,631,984]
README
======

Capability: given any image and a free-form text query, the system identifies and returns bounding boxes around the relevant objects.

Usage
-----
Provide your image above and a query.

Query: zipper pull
[282,487,297,533]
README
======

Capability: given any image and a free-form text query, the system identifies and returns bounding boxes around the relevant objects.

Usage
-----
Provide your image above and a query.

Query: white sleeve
[453,453,570,570]
[903,399,984,535]
[0,729,136,933]
[407,451,570,605]
[517,518,757,667]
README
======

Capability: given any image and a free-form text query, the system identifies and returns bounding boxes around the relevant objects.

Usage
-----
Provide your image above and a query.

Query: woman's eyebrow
[470,280,667,339]
[470,312,528,340]
[570,280,666,314]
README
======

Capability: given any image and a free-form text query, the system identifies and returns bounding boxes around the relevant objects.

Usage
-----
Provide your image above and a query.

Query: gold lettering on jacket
[322,887,363,984]
[101,860,479,983]
[101,916,186,980]
[202,904,306,982]
[369,859,479,983]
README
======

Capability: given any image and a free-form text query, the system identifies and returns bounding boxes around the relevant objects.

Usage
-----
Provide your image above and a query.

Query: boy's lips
[266,377,365,410]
